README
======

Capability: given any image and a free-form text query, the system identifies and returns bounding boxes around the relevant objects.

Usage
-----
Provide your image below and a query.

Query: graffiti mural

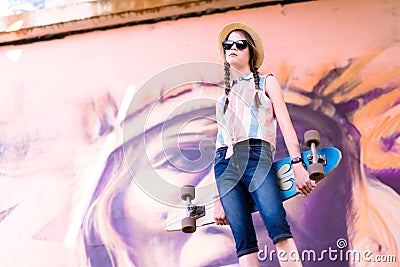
[0,0,399,266]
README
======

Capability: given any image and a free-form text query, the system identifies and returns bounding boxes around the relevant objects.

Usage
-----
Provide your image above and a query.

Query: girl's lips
[229,53,237,57]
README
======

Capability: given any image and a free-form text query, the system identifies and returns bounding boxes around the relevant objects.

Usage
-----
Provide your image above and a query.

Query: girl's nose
[230,43,238,50]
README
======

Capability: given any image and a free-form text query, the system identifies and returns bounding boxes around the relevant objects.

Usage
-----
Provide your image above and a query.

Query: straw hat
[217,22,264,68]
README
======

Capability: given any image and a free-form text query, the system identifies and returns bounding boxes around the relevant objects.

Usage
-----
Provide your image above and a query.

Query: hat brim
[217,22,264,69]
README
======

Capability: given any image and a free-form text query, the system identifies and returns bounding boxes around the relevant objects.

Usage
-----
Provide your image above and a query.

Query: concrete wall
[0,0,280,43]
[0,0,399,266]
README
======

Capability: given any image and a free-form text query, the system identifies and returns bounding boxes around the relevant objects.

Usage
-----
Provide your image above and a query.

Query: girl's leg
[214,147,259,261]
[238,252,260,267]
[218,181,259,259]
[242,143,298,266]
[275,238,303,267]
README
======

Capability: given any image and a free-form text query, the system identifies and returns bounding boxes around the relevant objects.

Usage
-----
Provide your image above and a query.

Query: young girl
[213,22,316,266]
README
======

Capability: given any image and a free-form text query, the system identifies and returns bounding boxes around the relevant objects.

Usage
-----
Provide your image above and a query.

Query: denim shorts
[214,139,292,258]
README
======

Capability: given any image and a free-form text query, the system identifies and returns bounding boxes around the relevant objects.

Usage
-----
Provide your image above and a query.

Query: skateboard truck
[181,185,205,233]
[306,153,326,165]
[304,130,325,181]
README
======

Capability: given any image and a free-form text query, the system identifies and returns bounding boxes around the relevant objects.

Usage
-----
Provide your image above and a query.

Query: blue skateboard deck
[278,146,341,201]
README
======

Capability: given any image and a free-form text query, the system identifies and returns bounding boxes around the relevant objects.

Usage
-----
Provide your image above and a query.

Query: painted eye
[155,141,214,173]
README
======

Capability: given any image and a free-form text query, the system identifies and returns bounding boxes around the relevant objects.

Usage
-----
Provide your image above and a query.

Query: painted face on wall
[82,75,354,267]
[81,59,370,267]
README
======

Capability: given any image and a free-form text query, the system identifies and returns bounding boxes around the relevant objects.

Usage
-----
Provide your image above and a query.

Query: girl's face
[224,31,251,71]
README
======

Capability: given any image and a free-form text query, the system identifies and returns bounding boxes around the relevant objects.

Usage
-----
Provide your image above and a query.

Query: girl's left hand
[214,198,229,225]
[293,164,316,195]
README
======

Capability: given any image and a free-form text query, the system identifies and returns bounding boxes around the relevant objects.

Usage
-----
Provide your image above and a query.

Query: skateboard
[166,130,342,233]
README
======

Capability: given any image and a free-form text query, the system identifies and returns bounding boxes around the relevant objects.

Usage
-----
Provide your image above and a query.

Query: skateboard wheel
[181,185,195,201]
[304,130,321,147]
[182,217,196,233]
[308,163,325,181]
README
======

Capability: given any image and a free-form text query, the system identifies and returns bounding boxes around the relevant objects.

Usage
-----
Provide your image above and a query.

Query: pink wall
[0,0,399,266]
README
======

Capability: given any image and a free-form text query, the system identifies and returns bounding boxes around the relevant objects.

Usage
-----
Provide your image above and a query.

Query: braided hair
[223,62,231,113]
[222,29,261,113]
[251,65,262,108]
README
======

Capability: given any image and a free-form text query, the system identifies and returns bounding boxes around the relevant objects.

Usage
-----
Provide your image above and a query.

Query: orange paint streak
[354,89,400,169]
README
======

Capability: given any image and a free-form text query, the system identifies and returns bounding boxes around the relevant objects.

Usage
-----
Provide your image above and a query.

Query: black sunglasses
[222,40,249,51]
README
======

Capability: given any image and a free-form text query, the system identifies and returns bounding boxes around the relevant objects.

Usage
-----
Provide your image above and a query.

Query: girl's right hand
[214,198,229,225]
